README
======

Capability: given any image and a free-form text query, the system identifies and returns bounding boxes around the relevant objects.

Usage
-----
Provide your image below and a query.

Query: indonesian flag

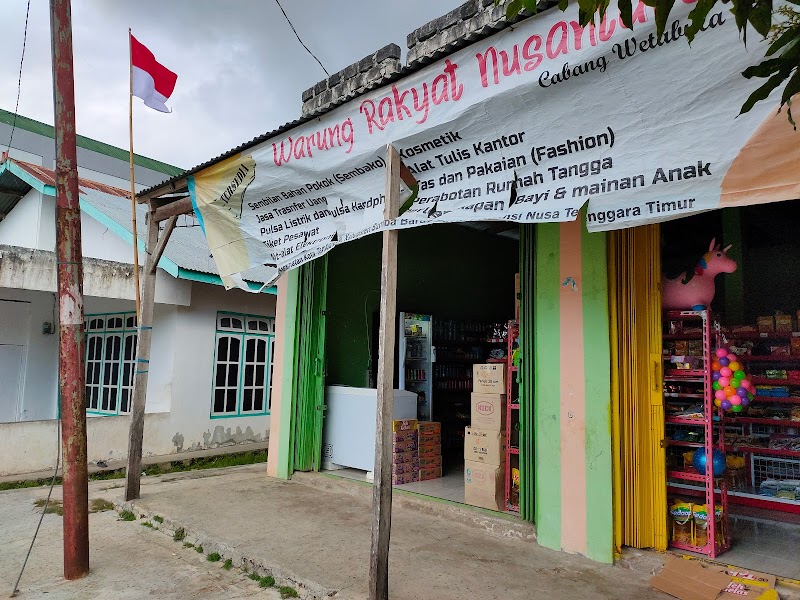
[131,34,177,113]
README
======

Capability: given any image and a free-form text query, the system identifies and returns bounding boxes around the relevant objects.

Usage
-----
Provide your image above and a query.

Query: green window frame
[211,311,275,418]
[85,311,138,416]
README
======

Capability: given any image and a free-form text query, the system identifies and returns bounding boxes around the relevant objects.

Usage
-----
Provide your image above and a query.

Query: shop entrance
[319,222,524,515]
[618,201,800,580]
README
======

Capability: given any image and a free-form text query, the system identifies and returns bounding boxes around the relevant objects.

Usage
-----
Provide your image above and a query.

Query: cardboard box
[650,557,776,600]
[392,438,418,453]
[514,272,520,322]
[392,451,418,465]
[776,314,793,333]
[418,432,441,447]
[418,455,442,468]
[391,461,419,475]
[418,444,440,458]
[473,364,506,394]
[757,316,775,333]
[418,421,441,435]
[392,472,418,485]
[464,427,506,465]
[471,393,507,431]
[464,460,504,511]
[392,429,418,443]
[392,419,418,432]
[418,466,442,481]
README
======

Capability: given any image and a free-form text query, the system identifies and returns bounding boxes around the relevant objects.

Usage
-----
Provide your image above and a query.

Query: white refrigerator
[398,312,433,421]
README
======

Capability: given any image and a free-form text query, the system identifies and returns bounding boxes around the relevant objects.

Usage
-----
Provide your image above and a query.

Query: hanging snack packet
[693,504,709,547]
[670,500,693,544]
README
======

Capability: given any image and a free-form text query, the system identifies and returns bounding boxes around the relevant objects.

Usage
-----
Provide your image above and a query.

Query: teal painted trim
[187,176,206,232]
[2,160,56,195]
[534,222,562,552]
[580,224,614,564]
[176,268,277,294]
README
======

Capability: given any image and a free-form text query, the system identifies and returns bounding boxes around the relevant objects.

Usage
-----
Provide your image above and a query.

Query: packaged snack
[776,314,793,333]
[418,455,442,468]
[417,466,442,481]
[392,419,418,432]
[392,429,418,443]
[392,451,418,465]
[392,438,418,453]
[758,316,775,333]
[417,421,441,435]
[693,504,709,547]
[670,500,693,545]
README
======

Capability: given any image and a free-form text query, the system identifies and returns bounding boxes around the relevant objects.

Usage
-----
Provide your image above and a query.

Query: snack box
[391,461,419,475]
[418,432,441,447]
[392,438,418,453]
[392,451,419,465]
[418,444,440,458]
[470,393,506,431]
[392,472,418,485]
[473,364,506,394]
[417,421,441,435]
[776,314,793,333]
[757,316,775,333]
[418,455,442,468]
[392,419,418,432]
[418,466,442,481]
[392,429,418,443]
[464,461,504,511]
[464,427,506,466]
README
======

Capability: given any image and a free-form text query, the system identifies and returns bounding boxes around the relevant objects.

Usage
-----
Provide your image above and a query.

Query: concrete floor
[0,483,278,599]
[327,467,466,503]
[111,464,669,600]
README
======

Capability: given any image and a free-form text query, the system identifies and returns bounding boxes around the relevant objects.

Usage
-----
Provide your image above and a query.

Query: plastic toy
[711,346,753,413]
[662,239,737,310]
[693,447,727,477]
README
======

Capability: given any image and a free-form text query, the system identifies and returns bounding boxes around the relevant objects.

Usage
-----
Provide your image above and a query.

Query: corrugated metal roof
[0,108,185,177]
[0,167,29,216]
[1,158,276,286]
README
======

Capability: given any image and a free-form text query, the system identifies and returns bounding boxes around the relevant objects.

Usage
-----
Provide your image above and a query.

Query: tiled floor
[322,464,466,504]
[720,511,800,580]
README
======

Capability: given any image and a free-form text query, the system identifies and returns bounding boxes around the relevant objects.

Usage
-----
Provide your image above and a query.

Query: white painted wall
[0,191,44,249]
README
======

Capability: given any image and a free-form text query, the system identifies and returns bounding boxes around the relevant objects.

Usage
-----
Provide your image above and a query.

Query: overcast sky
[0,0,456,170]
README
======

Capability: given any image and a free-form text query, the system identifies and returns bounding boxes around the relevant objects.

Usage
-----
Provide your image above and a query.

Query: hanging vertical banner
[188,0,798,288]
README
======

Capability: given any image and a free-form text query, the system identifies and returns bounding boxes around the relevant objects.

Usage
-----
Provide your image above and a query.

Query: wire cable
[6,0,32,156]
[273,0,329,77]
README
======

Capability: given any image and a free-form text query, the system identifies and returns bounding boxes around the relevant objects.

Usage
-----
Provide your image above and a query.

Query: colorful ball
[718,377,731,387]
[741,397,750,407]
[734,370,746,381]
[713,370,722,381]
[715,389,727,401]
[731,404,743,413]
[715,399,722,407]
[727,352,738,360]
[719,357,730,367]
[729,361,741,372]
[712,361,722,372]
[693,448,726,476]
[713,381,722,391]
[730,396,742,406]
[721,399,732,410]
[716,348,729,358]
[736,387,749,398]
[720,367,733,378]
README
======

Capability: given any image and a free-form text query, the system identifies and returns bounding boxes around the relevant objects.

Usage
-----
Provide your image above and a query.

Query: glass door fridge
[398,312,433,421]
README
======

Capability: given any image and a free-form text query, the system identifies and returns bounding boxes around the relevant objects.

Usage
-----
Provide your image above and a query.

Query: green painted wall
[325,224,519,387]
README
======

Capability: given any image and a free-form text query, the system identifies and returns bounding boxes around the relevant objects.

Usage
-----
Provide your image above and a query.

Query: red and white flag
[130,34,177,113]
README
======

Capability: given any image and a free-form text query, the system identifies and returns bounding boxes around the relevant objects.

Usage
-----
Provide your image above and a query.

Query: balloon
[712,361,722,372]
[724,386,736,397]
[730,396,742,406]
[731,404,743,413]
[693,448,727,476]
[741,397,750,407]
[716,348,729,358]
[720,367,733,378]
[715,390,727,401]
[727,353,738,362]
[729,361,741,372]
[736,387,749,398]
[713,372,721,382]
[719,357,730,367]
[721,399,732,410]
[718,377,731,388]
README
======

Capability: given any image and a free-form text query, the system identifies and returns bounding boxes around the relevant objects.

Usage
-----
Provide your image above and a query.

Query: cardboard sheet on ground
[651,557,777,600]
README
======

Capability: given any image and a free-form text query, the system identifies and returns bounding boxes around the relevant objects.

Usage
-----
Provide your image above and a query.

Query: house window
[212,312,275,417]
[85,312,138,415]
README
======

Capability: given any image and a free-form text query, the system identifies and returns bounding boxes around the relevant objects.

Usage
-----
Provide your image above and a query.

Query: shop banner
[189,0,799,288]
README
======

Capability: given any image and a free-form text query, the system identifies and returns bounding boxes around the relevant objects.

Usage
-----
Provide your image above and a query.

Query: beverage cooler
[398,312,433,421]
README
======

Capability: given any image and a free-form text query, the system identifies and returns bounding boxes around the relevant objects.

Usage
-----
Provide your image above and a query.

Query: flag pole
[128,28,142,319]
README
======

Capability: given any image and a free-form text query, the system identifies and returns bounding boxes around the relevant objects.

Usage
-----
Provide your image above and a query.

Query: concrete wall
[0,281,277,476]
[0,191,43,249]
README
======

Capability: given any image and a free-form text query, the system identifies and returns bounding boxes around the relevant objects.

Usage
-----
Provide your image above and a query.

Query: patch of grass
[143,464,163,477]
[33,498,63,516]
[279,586,298,598]
[153,515,164,523]
[0,477,61,491]
[173,527,186,542]
[141,521,154,528]
[118,509,136,521]
[195,545,204,553]
[89,469,125,481]
[183,542,195,549]
[259,576,276,589]
[207,552,221,562]
[248,573,261,582]
[90,498,115,513]
[223,558,233,570]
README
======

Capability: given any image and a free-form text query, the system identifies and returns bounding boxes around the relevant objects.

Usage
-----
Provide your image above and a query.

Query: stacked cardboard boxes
[465,363,507,511]
[417,421,442,480]
[392,419,418,485]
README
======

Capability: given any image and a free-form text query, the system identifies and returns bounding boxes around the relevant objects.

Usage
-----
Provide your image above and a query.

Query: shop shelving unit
[719,330,800,514]
[505,320,519,513]
[663,310,730,558]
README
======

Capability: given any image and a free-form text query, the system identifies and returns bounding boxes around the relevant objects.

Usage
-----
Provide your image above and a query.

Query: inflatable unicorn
[662,239,737,310]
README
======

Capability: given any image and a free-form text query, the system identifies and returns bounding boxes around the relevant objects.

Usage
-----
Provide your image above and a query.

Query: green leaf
[577,0,598,21]
[730,0,750,44]
[740,72,785,114]
[506,0,523,20]
[766,27,799,56]
[558,0,569,10]
[685,0,716,43]
[748,0,773,38]
[521,0,539,12]
[654,0,677,38]
[780,68,800,104]
[618,0,634,28]
[742,57,783,79]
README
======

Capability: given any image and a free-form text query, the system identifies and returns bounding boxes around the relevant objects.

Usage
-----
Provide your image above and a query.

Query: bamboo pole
[128,29,142,319]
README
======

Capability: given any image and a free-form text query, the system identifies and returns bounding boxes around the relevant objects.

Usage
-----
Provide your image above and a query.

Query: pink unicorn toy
[662,239,737,310]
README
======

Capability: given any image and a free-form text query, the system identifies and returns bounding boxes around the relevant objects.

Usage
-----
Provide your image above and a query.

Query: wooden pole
[368,145,402,600]
[50,0,89,579]
[124,209,160,501]
[128,28,142,319]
